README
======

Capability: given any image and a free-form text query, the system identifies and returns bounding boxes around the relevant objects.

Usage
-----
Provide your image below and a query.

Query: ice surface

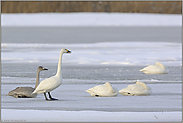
[1,109,181,122]
[1,13,182,27]
[2,82,182,122]
[2,42,182,66]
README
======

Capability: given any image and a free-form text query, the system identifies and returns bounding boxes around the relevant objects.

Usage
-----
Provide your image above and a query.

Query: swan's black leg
[48,92,58,100]
[44,93,49,100]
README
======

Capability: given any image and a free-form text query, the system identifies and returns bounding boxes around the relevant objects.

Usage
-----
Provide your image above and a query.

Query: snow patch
[1,109,181,122]
[1,42,182,66]
[1,13,182,27]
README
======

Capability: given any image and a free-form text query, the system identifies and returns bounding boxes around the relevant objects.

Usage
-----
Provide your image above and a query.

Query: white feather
[139,62,168,74]
[119,81,152,96]
[86,82,118,97]
[32,49,71,94]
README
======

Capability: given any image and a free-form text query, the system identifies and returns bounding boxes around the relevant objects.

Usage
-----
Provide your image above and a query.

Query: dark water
[2,26,181,44]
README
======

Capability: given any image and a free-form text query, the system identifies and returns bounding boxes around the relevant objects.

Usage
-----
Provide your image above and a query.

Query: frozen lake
[2,26,181,44]
[1,63,182,122]
[2,64,182,112]
[1,13,182,122]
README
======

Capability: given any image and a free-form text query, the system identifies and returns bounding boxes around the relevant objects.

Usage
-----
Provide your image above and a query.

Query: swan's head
[63,49,71,54]
[38,66,48,71]
[105,82,117,92]
[135,81,151,90]
[155,62,166,69]
[104,82,112,87]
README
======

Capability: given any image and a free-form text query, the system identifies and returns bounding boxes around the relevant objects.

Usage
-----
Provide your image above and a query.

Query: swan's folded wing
[139,65,163,74]
[86,84,117,97]
[119,84,145,95]
[139,65,154,71]
[85,85,106,96]
[32,76,61,94]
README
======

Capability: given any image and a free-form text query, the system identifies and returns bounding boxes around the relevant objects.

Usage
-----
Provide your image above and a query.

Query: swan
[119,81,152,96]
[139,62,168,74]
[32,49,71,101]
[7,66,48,98]
[86,82,118,97]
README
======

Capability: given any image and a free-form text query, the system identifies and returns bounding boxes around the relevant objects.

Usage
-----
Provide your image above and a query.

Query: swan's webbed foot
[46,98,58,101]
[44,92,58,101]
[48,92,58,101]
[18,95,27,98]
[15,94,28,98]
[50,97,58,100]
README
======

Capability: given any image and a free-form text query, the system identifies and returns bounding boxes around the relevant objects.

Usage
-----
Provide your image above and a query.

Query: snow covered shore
[1,13,182,27]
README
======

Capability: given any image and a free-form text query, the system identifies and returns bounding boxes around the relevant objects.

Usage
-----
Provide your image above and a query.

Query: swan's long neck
[34,69,40,89]
[105,82,114,92]
[136,81,149,90]
[56,50,64,78]
[156,62,165,69]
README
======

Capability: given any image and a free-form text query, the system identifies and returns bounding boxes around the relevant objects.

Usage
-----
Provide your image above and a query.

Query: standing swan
[7,66,48,98]
[32,49,71,101]
[139,62,168,74]
[86,82,118,97]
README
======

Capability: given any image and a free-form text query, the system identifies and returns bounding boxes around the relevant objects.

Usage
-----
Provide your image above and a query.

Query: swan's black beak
[67,50,71,53]
[43,68,48,70]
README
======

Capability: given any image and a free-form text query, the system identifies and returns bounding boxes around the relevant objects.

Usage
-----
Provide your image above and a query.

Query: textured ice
[2,42,182,66]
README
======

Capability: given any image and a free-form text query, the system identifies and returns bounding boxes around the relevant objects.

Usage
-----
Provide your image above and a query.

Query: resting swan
[139,62,168,74]
[86,82,118,97]
[7,66,48,98]
[119,81,152,96]
[32,49,71,101]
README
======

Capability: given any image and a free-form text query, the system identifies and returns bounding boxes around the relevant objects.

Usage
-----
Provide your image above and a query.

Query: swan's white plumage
[119,81,152,96]
[33,76,61,94]
[86,82,118,97]
[139,62,168,74]
[32,49,71,95]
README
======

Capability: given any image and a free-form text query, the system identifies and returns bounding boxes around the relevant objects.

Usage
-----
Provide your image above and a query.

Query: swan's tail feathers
[32,91,36,95]
[85,89,94,96]
[32,90,42,94]
[139,67,148,73]
[139,68,145,72]
[33,88,46,94]
[32,89,39,94]
[85,89,90,93]
[6,93,11,96]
